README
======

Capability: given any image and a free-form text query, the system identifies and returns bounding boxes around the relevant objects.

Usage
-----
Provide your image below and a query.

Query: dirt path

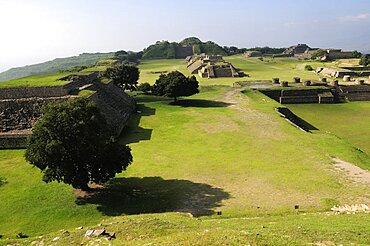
[333,158,370,184]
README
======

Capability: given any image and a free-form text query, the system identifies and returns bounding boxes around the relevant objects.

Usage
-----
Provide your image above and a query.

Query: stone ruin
[244,51,263,58]
[0,73,136,149]
[283,44,311,56]
[244,76,370,104]
[186,54,243,78]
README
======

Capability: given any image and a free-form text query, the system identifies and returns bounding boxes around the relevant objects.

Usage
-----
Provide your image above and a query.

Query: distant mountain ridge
[0,52,114,82]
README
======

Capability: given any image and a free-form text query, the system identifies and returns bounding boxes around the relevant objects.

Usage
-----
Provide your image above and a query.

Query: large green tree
[104,64,139,90]
[152,71,199,102]
[25,98,133,190]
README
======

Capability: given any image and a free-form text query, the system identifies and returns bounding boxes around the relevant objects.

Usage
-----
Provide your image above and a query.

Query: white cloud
[342,13,370,22]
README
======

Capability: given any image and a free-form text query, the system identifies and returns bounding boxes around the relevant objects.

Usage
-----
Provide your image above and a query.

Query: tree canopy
[359,54,370,66]
[25,98,133,190]
[104,64,139,90]
[152,71,199,102]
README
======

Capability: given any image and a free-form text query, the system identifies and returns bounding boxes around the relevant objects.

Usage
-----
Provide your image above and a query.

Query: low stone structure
[339,85,370,101]
[187,55,242,78]
[245,51,263,57]
[198,63,240,78]
[0,73,135,149]
[260,88,335,104]
[325,49,356,60]
[316,67,357,78]
[283,44,311,56]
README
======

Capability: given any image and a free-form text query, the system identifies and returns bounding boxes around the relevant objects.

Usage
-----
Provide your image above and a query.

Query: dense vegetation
[359,54,370,66]
[142,41,178,59]
[142,38,228,59]
[245,46,286,55]
[0,52,114,82]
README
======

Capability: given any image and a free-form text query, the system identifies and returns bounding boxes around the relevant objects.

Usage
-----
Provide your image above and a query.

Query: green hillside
[0,52,114,82]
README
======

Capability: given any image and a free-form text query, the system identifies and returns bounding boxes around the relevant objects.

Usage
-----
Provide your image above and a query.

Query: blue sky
[0,0,370,72]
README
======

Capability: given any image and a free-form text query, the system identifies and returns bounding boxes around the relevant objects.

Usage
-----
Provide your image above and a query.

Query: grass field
[5,213,370,245]
[0,72,70,88]
[1,86,369,245]
[288,102,370,155]
[138,55,352,86]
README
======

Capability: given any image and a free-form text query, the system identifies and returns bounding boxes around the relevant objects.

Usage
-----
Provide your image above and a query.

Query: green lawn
[0,72,70,88]
[5,213,370,245]
[288,102,370,155]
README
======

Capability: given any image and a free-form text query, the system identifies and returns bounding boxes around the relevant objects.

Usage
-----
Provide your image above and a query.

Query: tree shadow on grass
[119,104,155,145]
[171,99,233,108]
[75,177,230,217]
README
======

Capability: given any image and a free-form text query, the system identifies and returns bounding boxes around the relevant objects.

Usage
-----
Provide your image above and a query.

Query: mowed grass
[0,72,70,88]
[288,102,370,155]
[0,150,105,237]
[7,213,370,245]
[0,86,369,243]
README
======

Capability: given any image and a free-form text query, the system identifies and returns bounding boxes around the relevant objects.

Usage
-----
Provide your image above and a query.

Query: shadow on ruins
[75,177,230,217]
[119,104,155,145]
[171,99,232,108]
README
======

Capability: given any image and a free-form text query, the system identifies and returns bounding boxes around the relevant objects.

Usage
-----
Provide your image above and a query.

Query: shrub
[304,65,313,71]
[359,54,370,66]
[137,82,152,94]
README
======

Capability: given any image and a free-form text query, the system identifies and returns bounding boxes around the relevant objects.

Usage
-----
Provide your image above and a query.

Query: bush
[304,65,313,71]
[104,64,139,91]
[153,71,199,102]
[137,82,152,94]
[359,54,370,66]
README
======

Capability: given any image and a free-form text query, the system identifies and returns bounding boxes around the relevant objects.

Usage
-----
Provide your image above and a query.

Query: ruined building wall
[213,66,233,78]
[175,46,194,59]
[0,97,71,132]
[88,81,135,136]
[0,86,69,99]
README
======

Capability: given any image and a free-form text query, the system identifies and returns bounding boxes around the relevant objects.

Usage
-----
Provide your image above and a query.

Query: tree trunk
[174,96,177,103]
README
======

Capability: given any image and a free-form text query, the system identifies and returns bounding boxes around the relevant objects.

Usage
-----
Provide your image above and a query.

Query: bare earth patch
[332,158,370,184]
[73,183,105,198]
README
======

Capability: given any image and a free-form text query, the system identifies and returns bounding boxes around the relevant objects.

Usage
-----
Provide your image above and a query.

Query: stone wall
[213,66,233,78]
[175,46,194,59]
[327,51,355,60]
[87,82,135,136]
[0,86,68,100]
[0,134,28,149]
[260,88,334,104]
[339,85,370,101]
[0,96,72,132]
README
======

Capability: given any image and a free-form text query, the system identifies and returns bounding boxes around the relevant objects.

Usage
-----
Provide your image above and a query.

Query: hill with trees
[142,37,228,59]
